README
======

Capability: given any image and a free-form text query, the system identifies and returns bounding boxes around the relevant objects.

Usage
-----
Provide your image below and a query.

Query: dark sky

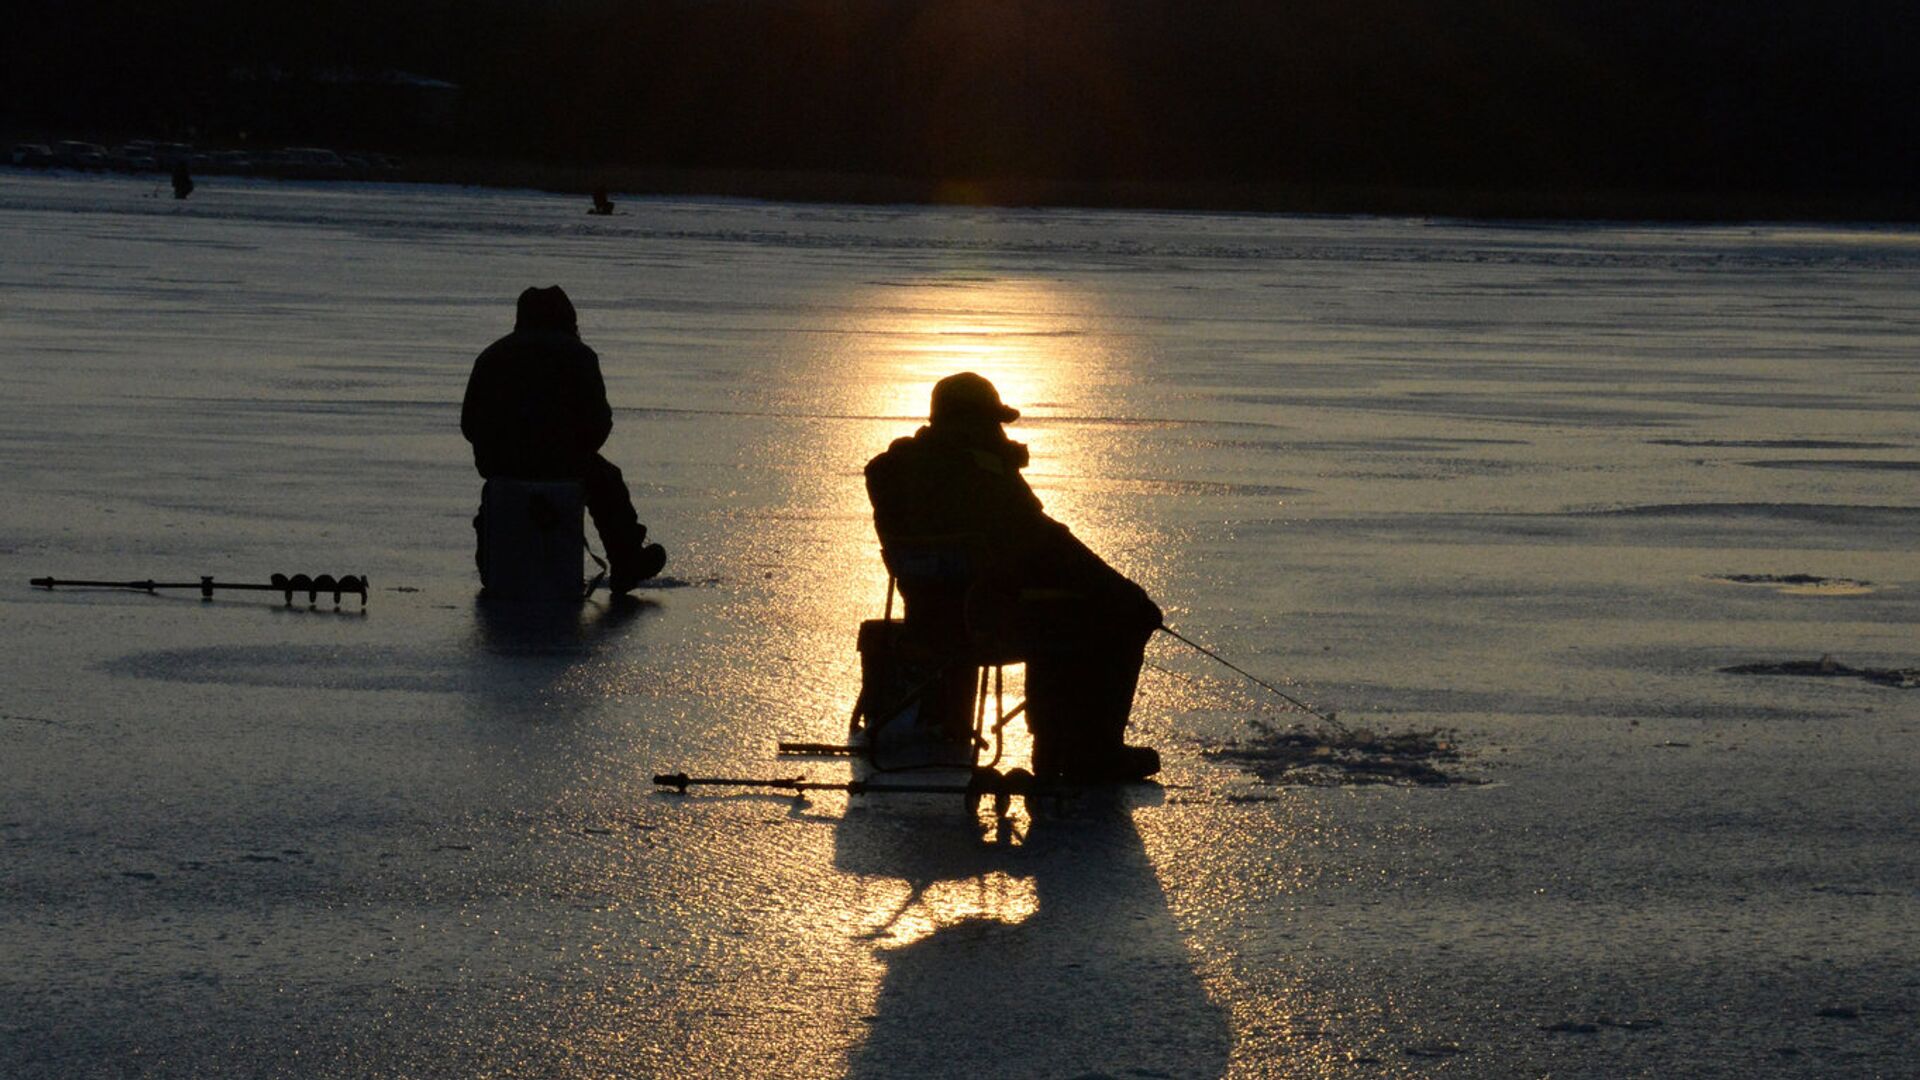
[7,1,1916,198]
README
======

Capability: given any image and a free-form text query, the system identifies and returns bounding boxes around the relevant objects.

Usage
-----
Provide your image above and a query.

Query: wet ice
[2,170,1918,1078]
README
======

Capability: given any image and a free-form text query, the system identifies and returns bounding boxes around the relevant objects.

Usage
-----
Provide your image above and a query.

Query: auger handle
[32,575,368,604]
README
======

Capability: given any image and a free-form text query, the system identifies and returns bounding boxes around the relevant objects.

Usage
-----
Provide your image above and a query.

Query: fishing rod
[31,573,369,607]
[654,766,1041,816]
[1157,624,1345,731]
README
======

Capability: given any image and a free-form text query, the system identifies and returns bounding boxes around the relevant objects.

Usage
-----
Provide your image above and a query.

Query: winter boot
[1031,730,1157,783]
[605,522,666,594]
[1082,743,1160,783]
[611,543,667,594]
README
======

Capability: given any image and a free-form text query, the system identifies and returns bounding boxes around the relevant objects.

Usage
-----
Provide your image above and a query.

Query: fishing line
[1143,655,1302,727]
[1156,624,1346,732]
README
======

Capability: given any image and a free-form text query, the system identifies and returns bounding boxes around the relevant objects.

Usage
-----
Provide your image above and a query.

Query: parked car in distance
[52,141,110,169]
[17,136,397,182]
[270,147,350,180]
[111,143,159,172]
[208,150,254,173]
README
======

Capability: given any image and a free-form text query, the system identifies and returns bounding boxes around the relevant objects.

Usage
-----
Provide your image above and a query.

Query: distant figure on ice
[171,163,194,200]
[462,286,665,593]
[589,187,614,215]
[865,372,1162,782]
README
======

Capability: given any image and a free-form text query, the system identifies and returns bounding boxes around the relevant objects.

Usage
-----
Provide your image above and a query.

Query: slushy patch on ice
[1721,655,1919,688]
[1202,718,1476,787]
[1581,502,1920,526]
[1650,438,1904,449]
[1706,573,1876,595]
[1539,1021,1602,1034]
[1739,459,1920,472]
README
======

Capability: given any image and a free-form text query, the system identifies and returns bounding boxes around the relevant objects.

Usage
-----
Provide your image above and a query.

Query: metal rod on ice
[653,768,1041,813]
[32,574,369,606]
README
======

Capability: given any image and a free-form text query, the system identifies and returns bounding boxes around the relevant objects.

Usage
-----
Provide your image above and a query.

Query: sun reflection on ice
[759,275,1149,750]
[858,867,1042,947]
[839,276,1122,433]
[851,281,1171,597]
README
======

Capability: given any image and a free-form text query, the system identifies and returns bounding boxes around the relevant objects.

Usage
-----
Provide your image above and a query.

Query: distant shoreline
[9,135,1918,224]
[401,156,1920,225]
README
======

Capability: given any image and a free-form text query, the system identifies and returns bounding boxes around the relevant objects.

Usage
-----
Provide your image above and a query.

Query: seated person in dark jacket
[461,286,665,592]
[864,371,1161,783]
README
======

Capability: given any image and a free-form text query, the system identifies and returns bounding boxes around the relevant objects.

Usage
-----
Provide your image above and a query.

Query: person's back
[461,286,664,593]
[867,421,1048,555]
[461,327,610,480]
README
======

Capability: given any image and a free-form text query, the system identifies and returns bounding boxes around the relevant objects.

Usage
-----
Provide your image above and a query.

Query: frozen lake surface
[3,171,1917,1077]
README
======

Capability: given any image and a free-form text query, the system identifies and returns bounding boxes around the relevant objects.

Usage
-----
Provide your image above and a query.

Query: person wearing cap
[461,286,665,593]
[864,371,1162,783]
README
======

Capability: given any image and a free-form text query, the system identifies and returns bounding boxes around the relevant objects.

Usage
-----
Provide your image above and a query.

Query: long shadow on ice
[96,596,656,697]
[471,593,656,658]
[465,593,659,701]
[838,790,1231,1079]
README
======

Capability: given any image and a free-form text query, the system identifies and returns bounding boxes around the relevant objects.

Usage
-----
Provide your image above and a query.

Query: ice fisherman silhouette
[864,372,1162,782]
[461,286,665,593]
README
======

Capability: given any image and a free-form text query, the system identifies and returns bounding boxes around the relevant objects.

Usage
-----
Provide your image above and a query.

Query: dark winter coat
[865,422,1054,560]
[460,329,613,479]
[865,421,1159,637]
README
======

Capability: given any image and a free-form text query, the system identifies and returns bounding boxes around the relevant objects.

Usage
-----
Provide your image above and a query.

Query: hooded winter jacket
[460,328,613,479]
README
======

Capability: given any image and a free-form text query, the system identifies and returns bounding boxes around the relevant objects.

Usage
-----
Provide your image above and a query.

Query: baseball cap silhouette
[929,371,1020,424]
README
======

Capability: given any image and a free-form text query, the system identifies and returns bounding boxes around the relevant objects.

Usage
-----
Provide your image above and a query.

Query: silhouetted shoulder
[866,433,923,472]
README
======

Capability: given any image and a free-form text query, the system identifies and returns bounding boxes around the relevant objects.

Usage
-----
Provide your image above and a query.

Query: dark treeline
[8,1,1917,203]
